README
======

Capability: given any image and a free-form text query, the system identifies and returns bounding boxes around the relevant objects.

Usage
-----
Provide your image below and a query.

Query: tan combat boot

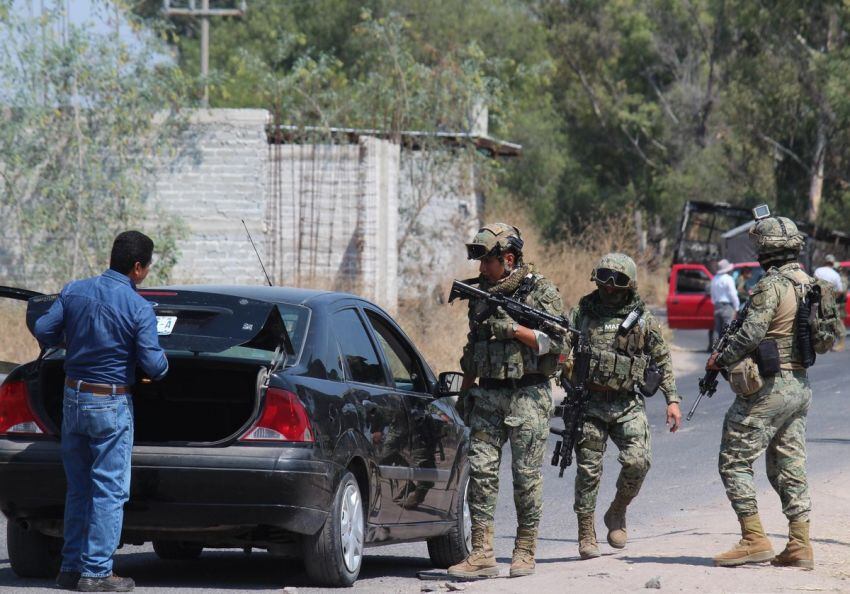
[603,491,632,549]
[448,522,499,578]
[510,527,537,577]
[713,513,775,567]
[577,513,601,559]
[771,520,814,570]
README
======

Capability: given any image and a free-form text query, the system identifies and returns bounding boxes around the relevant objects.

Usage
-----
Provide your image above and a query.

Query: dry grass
[0,301,40,367]
[396,210,670,374]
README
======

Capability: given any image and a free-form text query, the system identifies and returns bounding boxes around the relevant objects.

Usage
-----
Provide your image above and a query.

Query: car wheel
[7,520,62,578]
[427,467,471,568]
[302,470,364,587]
[152,540,204,560]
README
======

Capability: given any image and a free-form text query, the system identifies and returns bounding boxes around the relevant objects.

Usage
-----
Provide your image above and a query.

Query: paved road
[1,329,848,592]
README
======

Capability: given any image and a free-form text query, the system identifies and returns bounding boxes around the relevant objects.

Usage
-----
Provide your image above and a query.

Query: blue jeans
[60,386,134,578]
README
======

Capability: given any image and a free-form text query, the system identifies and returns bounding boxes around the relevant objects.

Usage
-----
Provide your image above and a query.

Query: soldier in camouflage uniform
[448,223,565,579]
[565,253,681,559]
[707,214,842,569]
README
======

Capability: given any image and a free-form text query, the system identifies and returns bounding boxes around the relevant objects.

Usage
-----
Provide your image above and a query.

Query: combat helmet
[591,253,638,290]
[465,223,524,260]
[749,216,805,256]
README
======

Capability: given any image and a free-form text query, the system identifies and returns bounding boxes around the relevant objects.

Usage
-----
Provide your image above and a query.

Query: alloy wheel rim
[340,483,364,573]
[462,480,472,553]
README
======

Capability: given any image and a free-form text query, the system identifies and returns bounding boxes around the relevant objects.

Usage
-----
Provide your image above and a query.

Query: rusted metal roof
[267,124,522,157]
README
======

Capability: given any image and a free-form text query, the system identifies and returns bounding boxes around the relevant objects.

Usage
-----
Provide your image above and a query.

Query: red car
[666,262,850,330]
[667,262,756,330]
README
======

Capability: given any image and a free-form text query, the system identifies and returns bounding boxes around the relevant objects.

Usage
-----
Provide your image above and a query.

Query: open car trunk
[36,356,265,444]
[13,288,304,444]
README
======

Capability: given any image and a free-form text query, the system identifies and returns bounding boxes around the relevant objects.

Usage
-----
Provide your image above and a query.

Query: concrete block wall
[153,109,270,286]
[264,138,400,311]
[267,142,365,290]
[359,136,400,311]
[148,110,478,311]
[397,150,480,301]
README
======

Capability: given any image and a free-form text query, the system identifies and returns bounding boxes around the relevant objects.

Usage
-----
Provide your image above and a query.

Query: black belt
[478,374,548,390]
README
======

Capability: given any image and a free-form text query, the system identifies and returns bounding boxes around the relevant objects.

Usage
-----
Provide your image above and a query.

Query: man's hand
[666,402,682,433]
[706,351,722,371]
[456,388,474,426]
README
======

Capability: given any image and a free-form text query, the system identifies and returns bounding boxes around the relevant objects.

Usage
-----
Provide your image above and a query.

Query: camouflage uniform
[713,214,842,569]
[449,223,564,579]
[569,291,680,516]
[716,262,815,521]
[462,268,564,530]
[562,254,679,558]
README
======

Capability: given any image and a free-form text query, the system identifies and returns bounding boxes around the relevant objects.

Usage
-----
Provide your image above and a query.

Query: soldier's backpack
[790,277,844,366]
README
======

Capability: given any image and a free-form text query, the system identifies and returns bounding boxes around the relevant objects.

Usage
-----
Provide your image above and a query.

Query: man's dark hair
[110,231,154,275]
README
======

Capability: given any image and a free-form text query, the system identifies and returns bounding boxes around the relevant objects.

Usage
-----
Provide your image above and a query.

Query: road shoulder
[454,471,850,593]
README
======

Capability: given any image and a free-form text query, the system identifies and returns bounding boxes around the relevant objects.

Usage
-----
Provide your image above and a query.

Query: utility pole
[163,0,247,107]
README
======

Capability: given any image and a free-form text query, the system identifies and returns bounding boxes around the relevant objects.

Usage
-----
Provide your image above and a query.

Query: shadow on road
[0,568,52,590]
[495,555,597,564]
[629,528,698,541]
[0,551,434,591]
[621,555,713,567]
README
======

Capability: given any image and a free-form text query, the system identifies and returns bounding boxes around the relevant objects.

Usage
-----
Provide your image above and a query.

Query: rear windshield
[162,303,309,365]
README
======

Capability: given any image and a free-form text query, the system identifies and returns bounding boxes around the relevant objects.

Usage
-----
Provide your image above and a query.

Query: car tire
[152,540,204,560]
[302,470,364,587]
[7,520,62,578]
[427,467,471,568]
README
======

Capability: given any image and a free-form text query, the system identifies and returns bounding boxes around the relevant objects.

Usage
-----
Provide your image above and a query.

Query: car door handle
[672,298,679,304]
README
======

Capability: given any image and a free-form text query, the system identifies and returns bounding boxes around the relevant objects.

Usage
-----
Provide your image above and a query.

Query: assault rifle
[686,302,749,421]
[448,280,573,335]
[550,331,592,477]
[447,279,585,477]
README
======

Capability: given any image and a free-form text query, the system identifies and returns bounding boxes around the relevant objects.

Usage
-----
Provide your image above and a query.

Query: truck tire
[152,540,203,560]
[427,468,471,568]
[7,520,62,578]
[302,471,364,587]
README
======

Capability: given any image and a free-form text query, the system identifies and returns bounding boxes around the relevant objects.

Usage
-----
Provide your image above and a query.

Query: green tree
[0,1,190,290]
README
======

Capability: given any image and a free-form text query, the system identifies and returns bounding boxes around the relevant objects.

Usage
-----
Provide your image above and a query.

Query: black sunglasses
[594,268,631,288]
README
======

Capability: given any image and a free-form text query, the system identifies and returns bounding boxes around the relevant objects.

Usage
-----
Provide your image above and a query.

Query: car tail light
[0,380,48,436]
[239,387,314,443]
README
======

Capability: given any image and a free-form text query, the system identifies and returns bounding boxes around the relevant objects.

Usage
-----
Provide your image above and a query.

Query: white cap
[716,259,734,274]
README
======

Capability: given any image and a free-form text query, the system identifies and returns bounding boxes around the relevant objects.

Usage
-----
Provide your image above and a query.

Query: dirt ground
[422,347,850,593]
[436,471,850,594]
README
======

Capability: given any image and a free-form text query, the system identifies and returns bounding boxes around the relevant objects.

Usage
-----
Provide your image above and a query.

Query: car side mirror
[436,371,464,396]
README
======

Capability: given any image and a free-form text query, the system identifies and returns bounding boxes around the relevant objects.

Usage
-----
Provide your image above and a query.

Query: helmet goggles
[466,243,494,260]
[594,267,632,288]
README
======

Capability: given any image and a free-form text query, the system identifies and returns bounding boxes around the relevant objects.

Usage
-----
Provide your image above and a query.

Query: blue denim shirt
[34,269,168,385]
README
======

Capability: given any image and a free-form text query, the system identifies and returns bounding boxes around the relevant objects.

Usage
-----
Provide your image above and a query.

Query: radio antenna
[242,219,273,287]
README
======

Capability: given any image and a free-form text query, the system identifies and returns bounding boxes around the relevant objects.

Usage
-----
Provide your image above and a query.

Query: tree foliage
[0,1,190,290]
[137,0,850,239]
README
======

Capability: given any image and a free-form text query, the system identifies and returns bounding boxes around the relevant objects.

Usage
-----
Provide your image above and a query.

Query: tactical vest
[466,274,560,380]
[768,267,841,367]
[576,307,651,392]
[764,269,806,369]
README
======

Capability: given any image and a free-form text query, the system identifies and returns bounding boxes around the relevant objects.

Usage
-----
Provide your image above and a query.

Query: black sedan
[0,286,470,587]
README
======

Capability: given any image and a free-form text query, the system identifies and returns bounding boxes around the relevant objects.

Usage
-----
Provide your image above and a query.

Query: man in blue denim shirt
[35,231,168,592]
